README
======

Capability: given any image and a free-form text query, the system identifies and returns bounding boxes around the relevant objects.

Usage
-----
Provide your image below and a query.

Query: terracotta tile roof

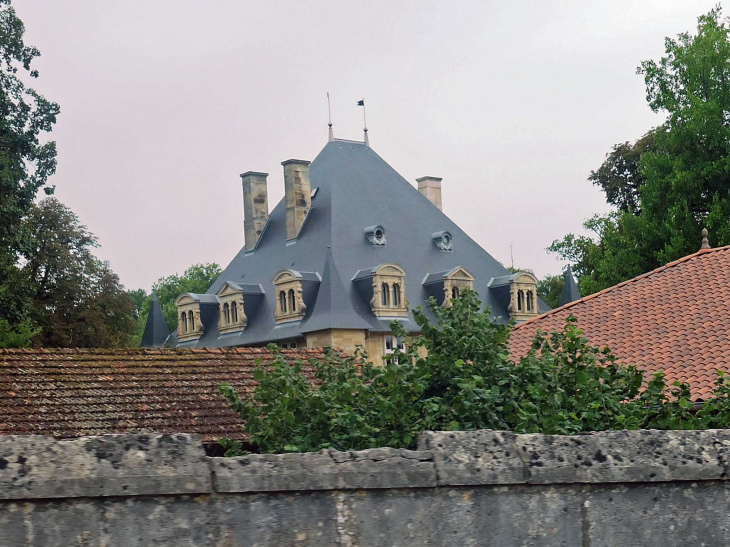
[0,347,325,442]
[509,246,730,401]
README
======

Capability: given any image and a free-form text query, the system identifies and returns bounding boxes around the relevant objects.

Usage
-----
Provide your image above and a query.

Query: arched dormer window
[174,292,206,341]
[452,286,460,299]
[288,289,296,312]
[517,290,524,312]
[280,291,287,314]
[216,281,247,334]
[272,269,310,323]
[181,312,188,333]
[392,283,401,307]
[381,283,390,307]
[188,310,195,331]
[526,291,534,312]
[503,271,539,322]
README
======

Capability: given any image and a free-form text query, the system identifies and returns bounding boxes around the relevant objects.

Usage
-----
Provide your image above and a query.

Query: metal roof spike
[701,228,711,250]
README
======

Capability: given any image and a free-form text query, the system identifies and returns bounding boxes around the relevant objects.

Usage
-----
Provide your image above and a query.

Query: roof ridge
[514,245,730,331]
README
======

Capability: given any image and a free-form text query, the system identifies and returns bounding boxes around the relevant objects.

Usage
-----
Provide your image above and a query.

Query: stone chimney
[417,176,443,211]
[240,171,269,251]
[282,159,311,240]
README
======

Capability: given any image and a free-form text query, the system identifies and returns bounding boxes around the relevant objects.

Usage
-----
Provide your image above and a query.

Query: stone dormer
[272,269,320,324]
[422,266,475,307]
[174,293,219,342]
[216,282,248,334]
[352,263,409,319]
[488,272,540,322]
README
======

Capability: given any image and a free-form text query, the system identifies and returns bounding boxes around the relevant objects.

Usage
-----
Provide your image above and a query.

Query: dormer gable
[272,269,320,324]
[216,281,248,334]
[352,263,409,319]
[174,292,219,342]
[422,266,475,307]
[489,271,540,322]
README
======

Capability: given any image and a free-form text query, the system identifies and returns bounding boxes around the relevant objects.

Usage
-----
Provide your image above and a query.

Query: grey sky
[18,0,719,291]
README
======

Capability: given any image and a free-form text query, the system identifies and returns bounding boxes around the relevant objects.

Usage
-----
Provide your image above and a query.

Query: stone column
[240,171,269,251]
[282,159,311,240]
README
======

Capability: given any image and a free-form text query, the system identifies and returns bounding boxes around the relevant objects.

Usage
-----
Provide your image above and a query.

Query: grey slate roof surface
[559,266,581,306]
[166,139,549,348]
[141,292,171,348]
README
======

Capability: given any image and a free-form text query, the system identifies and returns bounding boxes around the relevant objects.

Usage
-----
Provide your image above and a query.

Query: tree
[0,0,59,331]
[537,274,564,309]
[551,8,730,294]
[589,131,655,214]
[219,290,723,455]
[128,262,222,346]
[20,198,135,347]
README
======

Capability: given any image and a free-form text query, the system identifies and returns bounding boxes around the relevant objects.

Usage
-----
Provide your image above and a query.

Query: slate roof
[0,347,323,441]
[140,292,170,348]
[166,138,548,348]
[508,246,730,401]
[559,266,581,306]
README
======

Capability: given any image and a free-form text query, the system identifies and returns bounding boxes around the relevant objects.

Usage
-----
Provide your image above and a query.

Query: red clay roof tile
[509,245,730,401]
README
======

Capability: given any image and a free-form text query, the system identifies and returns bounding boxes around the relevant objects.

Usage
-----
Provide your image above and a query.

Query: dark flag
[357,99,364,106]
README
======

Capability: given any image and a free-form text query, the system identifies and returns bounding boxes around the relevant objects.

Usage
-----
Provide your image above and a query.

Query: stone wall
[3,429,730,546]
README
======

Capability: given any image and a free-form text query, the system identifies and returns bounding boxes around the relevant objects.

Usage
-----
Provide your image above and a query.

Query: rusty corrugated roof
[509,245,730,401]
[0,347,324,441]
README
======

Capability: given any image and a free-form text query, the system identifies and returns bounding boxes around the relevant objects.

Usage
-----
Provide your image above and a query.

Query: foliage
[536,274,564,309]
[16,198,136,347]
[220,290,730,454]
[551,8,730,294]
[0,318,37,348]
[0,0,59,333]
[588,131,655,214]
[128,262,222,345]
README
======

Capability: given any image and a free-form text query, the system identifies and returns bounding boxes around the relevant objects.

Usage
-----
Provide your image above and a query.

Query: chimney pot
[240,171,269,251]
[417,176,443,211]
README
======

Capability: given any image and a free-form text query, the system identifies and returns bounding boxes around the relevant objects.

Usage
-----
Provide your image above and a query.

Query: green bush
[220,289,729,454]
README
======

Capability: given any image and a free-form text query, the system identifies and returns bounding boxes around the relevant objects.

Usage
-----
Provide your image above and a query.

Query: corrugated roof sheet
[0,347,325,441]
[508,246,730,401]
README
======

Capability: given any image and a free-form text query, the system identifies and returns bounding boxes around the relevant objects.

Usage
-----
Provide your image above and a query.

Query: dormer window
[432,231,453,251]
[365,225,387,246]
[351,263,408,319]
[422,267,475,307]
[175,293,211,342]
[272,269,319,323]
[216,281,248,334]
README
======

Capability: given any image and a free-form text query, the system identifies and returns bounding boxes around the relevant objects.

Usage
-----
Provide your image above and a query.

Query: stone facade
[5,429,730,546]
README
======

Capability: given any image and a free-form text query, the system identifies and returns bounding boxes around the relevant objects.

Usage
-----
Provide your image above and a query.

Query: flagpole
[361,98,369,147]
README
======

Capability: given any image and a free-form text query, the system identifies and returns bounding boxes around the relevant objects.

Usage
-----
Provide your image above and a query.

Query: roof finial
[327,92,334,142]
[701,228,711,250]
[358,98,369,147]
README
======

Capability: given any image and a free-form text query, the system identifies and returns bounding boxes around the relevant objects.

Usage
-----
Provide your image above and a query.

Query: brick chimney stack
[240,171,269,251]
[282,159,311,240]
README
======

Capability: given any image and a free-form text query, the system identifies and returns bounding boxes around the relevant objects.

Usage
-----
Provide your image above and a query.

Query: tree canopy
[551,8,730,295]
[220,290,730,455]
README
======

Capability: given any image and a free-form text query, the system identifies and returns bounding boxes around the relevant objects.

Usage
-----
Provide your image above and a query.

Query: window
[384,335,405,354]
[216,281,248,334]
[526,291,534,312]
[188,310,194,331]
[288,289,296,312]
[381,283,390,306]
[181,312,187,333]
[392,283,401,307]
[452,286,460,299]
[231,301,238,323]
[280,291,288,314]
[223,303,230,324]
[280,340,298,349]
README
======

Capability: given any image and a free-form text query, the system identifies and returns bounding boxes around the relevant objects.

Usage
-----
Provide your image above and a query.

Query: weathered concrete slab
[0,434,211,500]
[516,429,724,484]
[585,481,730,547]
[212,447,436,492]
[419,430,526,486]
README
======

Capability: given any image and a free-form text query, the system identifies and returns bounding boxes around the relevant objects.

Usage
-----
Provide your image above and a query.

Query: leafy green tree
[128,263,222,345]
[220,290,724,454]
[0,0,59,333]
[551,8,730,294]
[589,131,655,214]
[537,274,564,309]
[20,198,135,347]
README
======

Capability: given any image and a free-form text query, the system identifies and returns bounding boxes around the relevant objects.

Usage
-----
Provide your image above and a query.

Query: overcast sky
[17,0,720,291]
